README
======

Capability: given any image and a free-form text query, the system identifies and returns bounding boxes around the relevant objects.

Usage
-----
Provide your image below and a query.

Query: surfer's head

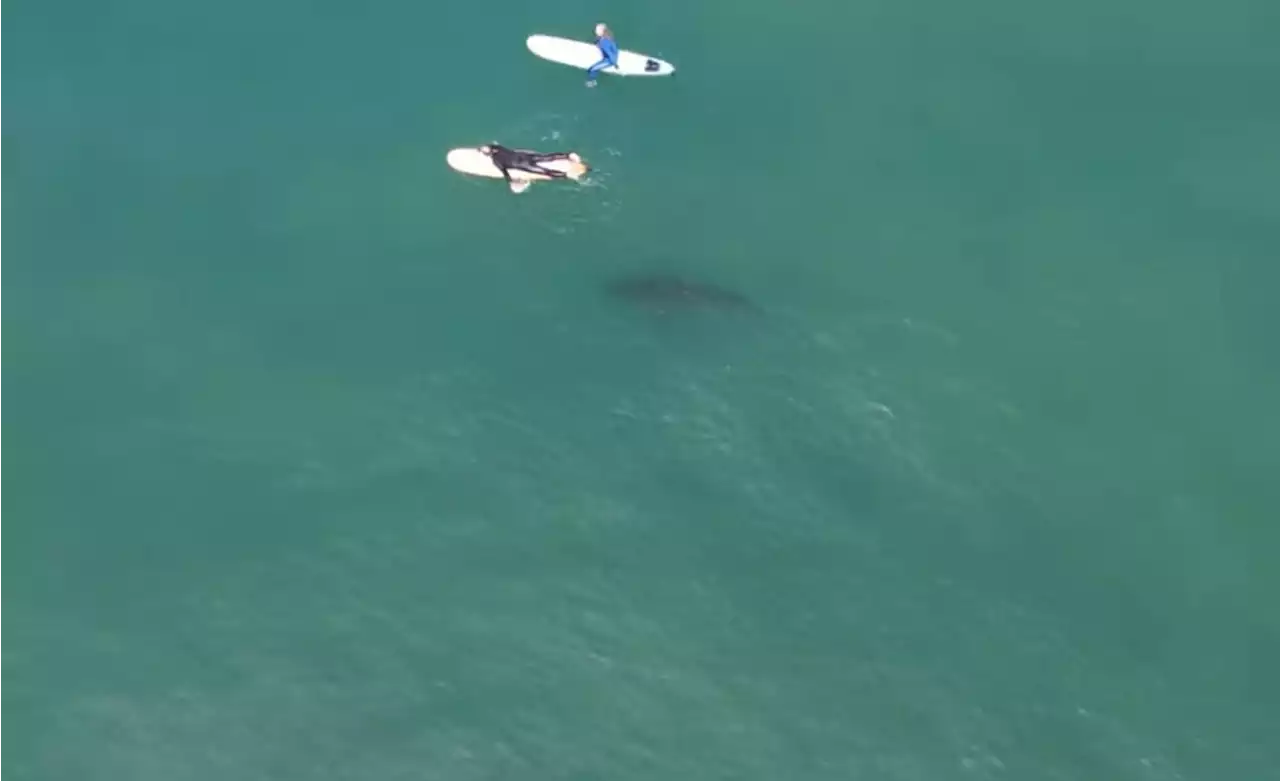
[480,144,492,155]
[595,22,609,37]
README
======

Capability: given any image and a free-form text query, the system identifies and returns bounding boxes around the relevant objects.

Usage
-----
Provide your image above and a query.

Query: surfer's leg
[530,165,568,179]
[586,57,611,84]
[512,161,567,180]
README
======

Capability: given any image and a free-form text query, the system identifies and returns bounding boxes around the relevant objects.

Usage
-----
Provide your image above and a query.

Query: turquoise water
[5,0,1279,777]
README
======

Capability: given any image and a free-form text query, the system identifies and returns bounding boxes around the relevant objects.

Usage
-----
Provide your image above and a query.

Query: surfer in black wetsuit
[480,143,581,183]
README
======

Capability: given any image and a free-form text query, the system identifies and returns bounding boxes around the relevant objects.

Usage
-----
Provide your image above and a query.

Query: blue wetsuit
[587,35,620,81]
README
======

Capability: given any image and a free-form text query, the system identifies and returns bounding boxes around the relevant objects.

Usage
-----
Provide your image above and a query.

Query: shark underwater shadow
[603,273,763,315]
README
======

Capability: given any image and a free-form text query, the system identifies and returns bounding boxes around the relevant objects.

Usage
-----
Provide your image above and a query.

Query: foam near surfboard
[446,148,589,183]
[526,34,676,77]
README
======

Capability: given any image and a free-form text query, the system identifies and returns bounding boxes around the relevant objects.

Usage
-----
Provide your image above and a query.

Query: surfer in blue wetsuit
[586,23,619,87]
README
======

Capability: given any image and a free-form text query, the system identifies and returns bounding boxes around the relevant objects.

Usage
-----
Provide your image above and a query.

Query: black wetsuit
[487,144,572,182]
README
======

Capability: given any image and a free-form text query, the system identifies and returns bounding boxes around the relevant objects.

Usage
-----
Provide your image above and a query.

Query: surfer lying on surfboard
[480,143,584,184]
[586,23,619,86]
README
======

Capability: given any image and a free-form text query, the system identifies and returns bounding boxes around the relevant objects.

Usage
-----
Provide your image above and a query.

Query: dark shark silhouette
[604,274,758,312]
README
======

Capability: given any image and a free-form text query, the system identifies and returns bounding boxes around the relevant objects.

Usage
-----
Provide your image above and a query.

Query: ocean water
[5,0,1279,778]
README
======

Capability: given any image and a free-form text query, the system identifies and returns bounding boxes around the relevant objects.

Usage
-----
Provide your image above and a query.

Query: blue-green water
[5,0,1279,778]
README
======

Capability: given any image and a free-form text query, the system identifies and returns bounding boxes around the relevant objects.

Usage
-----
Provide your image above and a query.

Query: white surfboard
[526,34,676,77]
[446,147,589,192]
